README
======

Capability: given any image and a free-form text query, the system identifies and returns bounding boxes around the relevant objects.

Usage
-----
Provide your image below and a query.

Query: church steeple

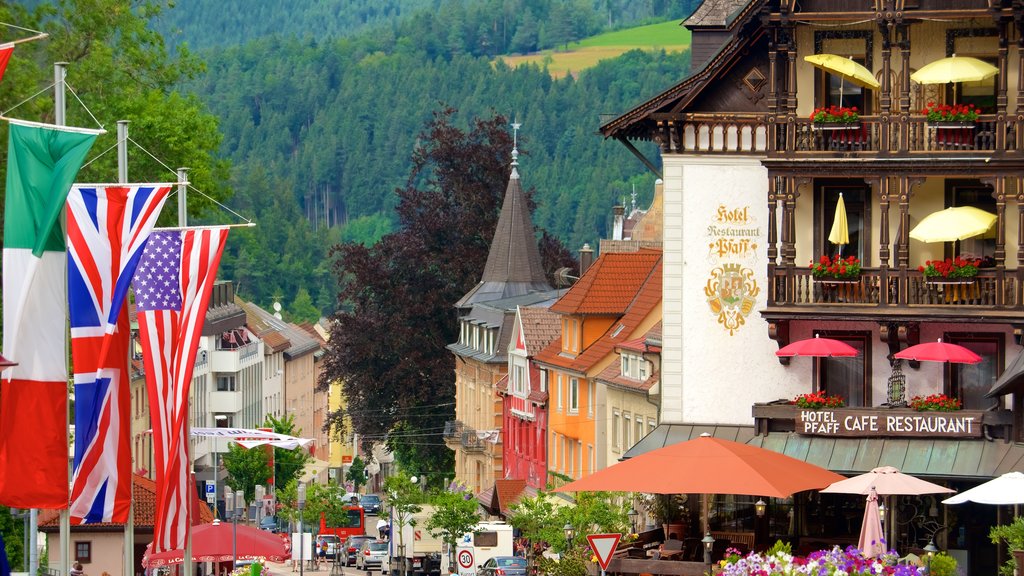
[455,122,553,309]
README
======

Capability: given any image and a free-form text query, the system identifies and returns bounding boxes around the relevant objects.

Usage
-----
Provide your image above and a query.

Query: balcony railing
[769,267,1020,309]
[653,113,1020,156]
[443,420,463,442]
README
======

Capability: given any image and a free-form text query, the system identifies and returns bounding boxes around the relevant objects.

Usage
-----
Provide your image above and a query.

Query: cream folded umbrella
[828,193,850,255]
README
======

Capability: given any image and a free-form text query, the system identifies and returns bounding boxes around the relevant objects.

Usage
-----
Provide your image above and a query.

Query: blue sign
[206,482,215,494]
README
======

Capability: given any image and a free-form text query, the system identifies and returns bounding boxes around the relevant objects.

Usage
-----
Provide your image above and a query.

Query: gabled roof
[39,475,214,530]
[596,321,663,392]
[618,321,663,354]
[536,255,662,374]
[489,478,536,516]
[455,161,553,309]
[518,306,561,357]
[550,249,662,315]
[685,0,754,28]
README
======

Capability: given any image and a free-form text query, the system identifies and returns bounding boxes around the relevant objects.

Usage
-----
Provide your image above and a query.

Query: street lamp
[229,489,245,566]
[627,508,639,534]
[563,522,576,549]
[255,485,266,526]
[924,539,938,574]
[298,481,307,576]
[755,499,767,518]
[702,532,715,572]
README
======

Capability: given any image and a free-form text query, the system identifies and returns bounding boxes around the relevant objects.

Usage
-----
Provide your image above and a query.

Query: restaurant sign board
[798,408,984,438]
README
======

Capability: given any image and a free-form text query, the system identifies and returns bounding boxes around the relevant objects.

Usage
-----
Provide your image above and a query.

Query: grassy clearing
[496,20,690,79]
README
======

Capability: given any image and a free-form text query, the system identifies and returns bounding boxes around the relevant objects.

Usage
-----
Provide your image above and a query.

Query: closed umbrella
[828,193,850,255]
[805,54,880,107]
[858,488,886,558]
[942,471,1024,505]
[893,339,982,364]
[776,335,858,358]
[909,206,996,243]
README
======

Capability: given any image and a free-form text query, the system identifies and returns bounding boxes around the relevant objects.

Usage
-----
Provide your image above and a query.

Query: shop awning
[987,346,1024,398]
[627,424,1024,480]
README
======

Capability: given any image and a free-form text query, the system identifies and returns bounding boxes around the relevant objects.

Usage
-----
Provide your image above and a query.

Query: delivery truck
[389,505,447,576]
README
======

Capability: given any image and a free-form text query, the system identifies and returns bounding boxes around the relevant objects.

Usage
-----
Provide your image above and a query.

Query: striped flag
[67,184,171,524]
[0,120,98,508]
[134,227,228,552]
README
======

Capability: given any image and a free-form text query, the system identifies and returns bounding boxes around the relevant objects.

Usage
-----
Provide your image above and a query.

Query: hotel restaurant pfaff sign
[799,408,984,438]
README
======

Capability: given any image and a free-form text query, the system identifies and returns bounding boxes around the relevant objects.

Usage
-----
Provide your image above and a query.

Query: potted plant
[810,105,860,128]
[918,257,981,283]
[792,391,845,409]
[646,494,689,540]
[989,516,1024,576]
[908,393,962,412]
[921,101,980,127]
[810,255,862,282]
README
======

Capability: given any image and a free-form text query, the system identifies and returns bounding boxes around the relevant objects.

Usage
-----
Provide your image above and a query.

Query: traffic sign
[205,483,215,494]
[457,548,474,569]
[586,533,621,572]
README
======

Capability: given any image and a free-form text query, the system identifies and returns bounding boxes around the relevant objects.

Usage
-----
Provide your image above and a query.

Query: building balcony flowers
[918,257,981,283]
[921,101,980,126]
[810,255,861,282]
[909,393,963,412]
[792,391,845,409]
[810,105,860,125]
[720,545,923,576]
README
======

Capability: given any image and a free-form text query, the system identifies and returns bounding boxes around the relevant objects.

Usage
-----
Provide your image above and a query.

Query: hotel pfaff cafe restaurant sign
[798,408,985,438]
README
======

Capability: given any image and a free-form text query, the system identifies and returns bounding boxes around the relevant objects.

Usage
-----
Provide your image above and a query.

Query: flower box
[928,121,976,129]
[810,255,862,281]
[813,123,862,131]
[909,393,962,412]
[925,277,975,285]
[921,101,980,123]
[919,257,981,282]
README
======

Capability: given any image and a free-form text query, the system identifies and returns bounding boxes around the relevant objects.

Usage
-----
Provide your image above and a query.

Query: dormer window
[621,352,647,380]
[512,363,527,396]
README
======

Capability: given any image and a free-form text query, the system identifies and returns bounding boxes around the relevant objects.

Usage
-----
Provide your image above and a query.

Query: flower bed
[793,391,845,409]
[810,255,861,280]
[909,393,962,412]
[919,257,980,281]
[720,545,923,576]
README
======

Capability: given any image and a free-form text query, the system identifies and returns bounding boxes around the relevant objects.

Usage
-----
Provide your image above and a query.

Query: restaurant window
[815,330,871,407]
[945,180,996,261]
[75,541,92,563]
[815,180,869,263]
[944,333,1002,410]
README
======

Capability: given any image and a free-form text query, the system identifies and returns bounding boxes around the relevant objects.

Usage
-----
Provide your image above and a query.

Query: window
[945,180,996,261]
[945,333,1002,410]
[649,418,657,433]
[636,416,645,444]
[812,31,873,114]
[567,439,574,477]
[568,378,579,413]
[216,375,236,392]
[513,363,527,396]
[556,375,563,412]
[622,354,631,377]
[577,440,583,476]
[639,358,648,381]
[815,181,869,262]
[75,541,91,563]
[612,411,621,452]
[947,31,998,113]
[588,444,594,475]
[816,331,871,407]
[623,411,632,449]
[539,369,548,393]
[562,319,571,351]
[587,380,595,416]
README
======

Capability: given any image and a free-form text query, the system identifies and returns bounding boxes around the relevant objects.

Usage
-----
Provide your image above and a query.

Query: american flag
[67,184,170,524]
[135,227,228,552]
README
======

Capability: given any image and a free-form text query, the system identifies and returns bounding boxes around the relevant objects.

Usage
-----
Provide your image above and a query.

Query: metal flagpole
[118,119,136,576]
[55,60,70,576]
[180,167,193,576]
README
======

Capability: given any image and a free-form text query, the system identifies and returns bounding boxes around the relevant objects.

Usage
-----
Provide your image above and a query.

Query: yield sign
[586,533,622,571]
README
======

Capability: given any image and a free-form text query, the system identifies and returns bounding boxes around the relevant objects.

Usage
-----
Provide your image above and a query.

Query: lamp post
[924,539,938,575]
[702,532,715,574]
[229,488,245,566]
[755,500,766,518]
[298,481,307,576]
[255,484,266,527]
[563,522,575,553]
[628,508,639,535]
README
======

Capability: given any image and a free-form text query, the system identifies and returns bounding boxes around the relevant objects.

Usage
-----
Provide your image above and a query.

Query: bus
[320,504,366,540]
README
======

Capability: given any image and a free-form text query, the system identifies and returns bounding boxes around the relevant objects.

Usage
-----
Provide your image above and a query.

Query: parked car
[343,534,376,566]
[317,534,342,559]
[357,539,389,571]
[258,515,279,533]
[477,556,527,576]
[360,494,383,515]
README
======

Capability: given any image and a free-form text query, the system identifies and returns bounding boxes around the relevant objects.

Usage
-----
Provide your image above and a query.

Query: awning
[626,424,1024,480]
[987,346,1024,397]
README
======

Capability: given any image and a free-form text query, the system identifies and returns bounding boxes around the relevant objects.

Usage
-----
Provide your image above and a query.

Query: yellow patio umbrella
[909,206,997,243]
[804,54,880,108]
[828,192,850,255]
[911,55,998,102]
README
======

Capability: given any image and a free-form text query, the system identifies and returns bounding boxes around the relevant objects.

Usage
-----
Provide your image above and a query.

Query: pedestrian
[70,562,86,576]
[377,517,389,540]
[318,540,328,569]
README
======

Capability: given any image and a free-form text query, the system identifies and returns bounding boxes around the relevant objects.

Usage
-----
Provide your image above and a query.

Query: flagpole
[4,32,48,47]
[55,60,71,576]
[118,119,136,576]
[154,222,255,232]
[179,167,195,576]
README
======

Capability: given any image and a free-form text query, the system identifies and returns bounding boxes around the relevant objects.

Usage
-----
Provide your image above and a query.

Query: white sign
[586,534,621,571]
[291,532,313,562]
[456,547,475,576]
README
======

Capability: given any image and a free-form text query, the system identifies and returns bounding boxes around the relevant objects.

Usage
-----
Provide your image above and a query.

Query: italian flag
[0,119,98,508]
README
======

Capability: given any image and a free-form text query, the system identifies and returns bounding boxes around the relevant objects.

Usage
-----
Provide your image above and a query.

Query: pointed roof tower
[456,122,552,309]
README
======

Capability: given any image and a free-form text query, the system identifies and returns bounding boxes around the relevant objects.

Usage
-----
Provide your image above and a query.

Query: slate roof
[685,0,753,28]
[238,298,320,359]
[448,289,563,364]
[536,253,662,375]
[518,306,561,357]
[550,249,662,315]
[455,162,553,309]
[39,475,214,530]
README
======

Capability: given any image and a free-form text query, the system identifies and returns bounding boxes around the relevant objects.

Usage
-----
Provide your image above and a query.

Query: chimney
[579,244,594,276]
[612,205,625,240]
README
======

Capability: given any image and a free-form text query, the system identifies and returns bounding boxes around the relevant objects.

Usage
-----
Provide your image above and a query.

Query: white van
[455,522,515,576]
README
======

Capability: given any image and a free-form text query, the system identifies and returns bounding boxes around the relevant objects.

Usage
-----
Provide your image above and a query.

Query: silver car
[357,539,389,571]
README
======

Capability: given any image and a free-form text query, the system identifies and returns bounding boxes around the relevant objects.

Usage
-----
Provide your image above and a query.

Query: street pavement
[264,559,374,576]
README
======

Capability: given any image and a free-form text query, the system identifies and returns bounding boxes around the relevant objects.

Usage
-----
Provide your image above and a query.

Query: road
[265,513,387,576]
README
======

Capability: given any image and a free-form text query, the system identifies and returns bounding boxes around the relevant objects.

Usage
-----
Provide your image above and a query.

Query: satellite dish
[554,267,578,288]
[273,312,283,320]
[273,301,282,312]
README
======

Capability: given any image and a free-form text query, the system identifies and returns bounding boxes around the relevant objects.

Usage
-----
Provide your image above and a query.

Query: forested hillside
[172,2,693,317]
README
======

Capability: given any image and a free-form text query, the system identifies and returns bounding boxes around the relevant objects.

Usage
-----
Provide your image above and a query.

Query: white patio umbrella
[942,471,1024,505]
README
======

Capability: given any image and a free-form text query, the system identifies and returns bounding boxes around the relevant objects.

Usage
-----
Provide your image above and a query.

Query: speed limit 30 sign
[457,548,474,570]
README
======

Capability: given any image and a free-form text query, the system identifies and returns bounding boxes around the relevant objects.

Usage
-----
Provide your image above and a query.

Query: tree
[264,414,311,491]
[383,475,425,556]
[425,484,481,566]
[277,478,334,528]
[348,455,367,492]
[222,442,271,504]
[506,493,561,567]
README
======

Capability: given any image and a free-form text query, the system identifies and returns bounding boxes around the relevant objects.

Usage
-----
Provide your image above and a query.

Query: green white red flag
[0,119,99,508]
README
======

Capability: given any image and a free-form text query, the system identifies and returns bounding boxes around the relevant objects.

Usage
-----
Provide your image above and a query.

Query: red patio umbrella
[893,339,981,364]
[141,519,291,567]
[776,336,858,358]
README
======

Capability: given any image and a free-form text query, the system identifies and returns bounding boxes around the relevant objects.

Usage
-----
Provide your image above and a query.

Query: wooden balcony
[765,267,1024,322]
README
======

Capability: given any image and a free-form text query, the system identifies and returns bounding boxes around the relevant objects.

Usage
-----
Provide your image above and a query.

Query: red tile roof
[618,321,663,354]
[550,249,662,315]
[493,478,536,515]
[518,307,561,356]
[39,475,214,530]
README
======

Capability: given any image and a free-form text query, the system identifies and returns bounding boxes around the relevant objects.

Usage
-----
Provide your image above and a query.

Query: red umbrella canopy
[776,336,858,358]
[142,520,291,567]
[893,340,981,364]
[555,434,845,498]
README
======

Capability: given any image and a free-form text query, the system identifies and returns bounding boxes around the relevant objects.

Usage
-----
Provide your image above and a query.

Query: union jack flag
[68,184,170,524]
[135,227,228,552]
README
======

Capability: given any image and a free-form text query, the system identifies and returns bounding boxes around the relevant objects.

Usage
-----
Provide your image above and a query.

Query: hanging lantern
[886,359,907,407]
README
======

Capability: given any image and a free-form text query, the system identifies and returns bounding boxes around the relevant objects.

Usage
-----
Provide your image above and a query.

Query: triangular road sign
[586,533,622,571]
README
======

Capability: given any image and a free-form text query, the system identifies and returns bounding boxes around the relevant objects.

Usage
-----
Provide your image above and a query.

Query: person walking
[377,518,389,540]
